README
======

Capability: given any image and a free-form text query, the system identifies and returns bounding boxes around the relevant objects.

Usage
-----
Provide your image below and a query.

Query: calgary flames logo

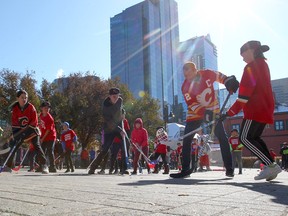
[19,116,29,128]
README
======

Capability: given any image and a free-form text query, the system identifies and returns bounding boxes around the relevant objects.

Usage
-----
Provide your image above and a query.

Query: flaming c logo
[19,117,29,127]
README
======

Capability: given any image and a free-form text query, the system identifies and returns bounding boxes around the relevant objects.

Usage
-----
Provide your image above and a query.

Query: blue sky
[1,0,287,87]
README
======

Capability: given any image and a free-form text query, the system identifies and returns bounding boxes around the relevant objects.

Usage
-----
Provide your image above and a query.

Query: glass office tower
[110,0,180,114]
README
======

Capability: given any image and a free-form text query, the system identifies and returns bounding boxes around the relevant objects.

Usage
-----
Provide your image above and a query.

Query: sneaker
[113,170,119,175]
[121,170,130,175]
[64,169,70,173]
[88,169,95,175]
[254,163,282,181]
[225,172,234,178]
[27,169,35,172]
[71,168,75,173]
[97,170,105,175]
[42,165,49,174]
[109,170,113,175]
[131,171,137,175]
[170,169,193,178]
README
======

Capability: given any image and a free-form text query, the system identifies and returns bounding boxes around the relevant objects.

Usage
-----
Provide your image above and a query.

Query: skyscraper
[110,0,179,115]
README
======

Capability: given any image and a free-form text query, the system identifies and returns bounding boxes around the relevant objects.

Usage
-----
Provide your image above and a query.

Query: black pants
[90,131,121,171]
[64,149,74,170]
[151,152,168,166]
[41,140,56,168]
[7,135,46,168]
[109,141,129,172]
[240,119,273,166]
[182,120,233,173]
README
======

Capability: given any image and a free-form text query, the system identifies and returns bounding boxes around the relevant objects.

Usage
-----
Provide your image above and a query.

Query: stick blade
[0,147,10,155]
[12,165,21,171]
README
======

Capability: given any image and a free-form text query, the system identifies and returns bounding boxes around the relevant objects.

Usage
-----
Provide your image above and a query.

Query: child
[5,89,48,174]
[226,40,282,181]
[228,129,243,174]
[61,122,77,173]
[150,127,169,174]
[197,134,212,171]
[131,118,149,175]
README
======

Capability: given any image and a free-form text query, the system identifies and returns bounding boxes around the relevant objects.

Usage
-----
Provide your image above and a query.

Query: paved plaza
[0,167,287,216]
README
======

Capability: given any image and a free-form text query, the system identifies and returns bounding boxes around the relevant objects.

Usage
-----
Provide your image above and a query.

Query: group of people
[1,89,78,174]
[0,40,284,181]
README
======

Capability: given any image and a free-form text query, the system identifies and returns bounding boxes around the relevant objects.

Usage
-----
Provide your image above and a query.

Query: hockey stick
[0,145,17,173]
[121,121,129,167]
[180,93,231,140]
[12,148,29,171]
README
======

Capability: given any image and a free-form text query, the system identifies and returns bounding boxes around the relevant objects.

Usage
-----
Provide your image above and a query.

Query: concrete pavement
[0,167,287,216]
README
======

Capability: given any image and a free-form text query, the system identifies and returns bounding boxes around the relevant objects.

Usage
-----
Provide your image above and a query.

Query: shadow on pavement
[118,177,288,206]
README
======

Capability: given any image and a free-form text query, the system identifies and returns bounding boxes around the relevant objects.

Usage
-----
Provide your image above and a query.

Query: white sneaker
[254,163,281,180]
[42,165,49,174]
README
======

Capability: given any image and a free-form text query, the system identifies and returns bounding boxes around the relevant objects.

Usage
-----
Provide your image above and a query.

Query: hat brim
[261,45,270,52]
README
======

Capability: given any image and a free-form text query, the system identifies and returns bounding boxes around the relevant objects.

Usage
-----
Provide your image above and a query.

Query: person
[54,139,64,170]
[61,122,77,173]
[197,134,212,171]
[5,89,49,174]
[89,147,96,164]
[39,101,57,173]
[280,142,288,171]
[228,129,243,174]
[176,142,183,171]
[170,62,239,178]
[150,127,169,174]
[80,147,89,168]
[225,40,282,181]
[191,138,199,173]
[27,143,37,172]
[109,109,130,175]
[88,87,125,174]
[130,118,150,175]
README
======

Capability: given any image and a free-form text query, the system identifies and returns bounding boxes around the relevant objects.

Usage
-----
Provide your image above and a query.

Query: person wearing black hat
[39,101,57,172]
[88,87,125,174]
[225,40,282,181]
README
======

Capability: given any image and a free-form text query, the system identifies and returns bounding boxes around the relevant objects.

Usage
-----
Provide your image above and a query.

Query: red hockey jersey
[11,102,39,132]
[39,113,57,142]
[61,129,77,151]
[182,70,227,122]
[227,58,274,124]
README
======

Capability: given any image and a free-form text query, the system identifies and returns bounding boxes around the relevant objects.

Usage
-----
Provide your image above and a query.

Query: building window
[232,124,240,133]
[274,120,284,131]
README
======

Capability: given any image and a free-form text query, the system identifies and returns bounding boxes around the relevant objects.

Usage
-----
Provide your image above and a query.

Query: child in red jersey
[6,89,49,174]
[226,40,281,181]
[150,127,169,174]
[170,62,239,178]
[228,129,243,174]
[39,101,57,172]
[61,122,77,173]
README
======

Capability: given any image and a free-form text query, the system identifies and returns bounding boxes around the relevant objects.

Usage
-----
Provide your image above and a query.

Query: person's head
[134,118,143,129]
[108,87,120,104]
[40,101,51,114]
[183,62,197,81]
[240,40,269,64]
[231,129,239,137]
[177,142,182,146]
[62,122,69,130]
[16,89,28,107]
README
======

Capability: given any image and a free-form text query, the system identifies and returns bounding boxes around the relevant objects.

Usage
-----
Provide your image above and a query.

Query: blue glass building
[110,0,180,116]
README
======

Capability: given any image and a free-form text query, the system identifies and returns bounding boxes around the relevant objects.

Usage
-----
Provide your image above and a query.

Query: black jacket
[102,97,123,133]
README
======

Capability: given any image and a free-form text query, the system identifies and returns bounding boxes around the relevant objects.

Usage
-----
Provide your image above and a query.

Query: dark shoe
[170,169,193,178]
[49,167,57,173]
[35,166,42,173]
[71,168,75,173]
[121,170,130,175]
[226,171,234,178]
[238,171,242,175]
[131,171,137,175]
[97,170,105,175]
[88,169,95,175]
[113,170,119,175]
[27,169,35,172]
[65,169,70,173]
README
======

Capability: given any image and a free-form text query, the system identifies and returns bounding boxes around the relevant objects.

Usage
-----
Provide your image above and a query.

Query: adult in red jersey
[170,62,239,178]
[39,101,57,172]
[61,122,77,173]
[131,118,150,175]
[226,40,282,181]
[6,89,49,174]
